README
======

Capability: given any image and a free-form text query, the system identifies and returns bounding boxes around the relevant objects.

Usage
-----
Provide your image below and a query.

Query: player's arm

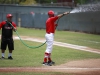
[51,16,59,22]
[0,21,5,30]
[12,22,17,31]
[51,11,70,22]
[57,11,70,18]
[0,22,2,30]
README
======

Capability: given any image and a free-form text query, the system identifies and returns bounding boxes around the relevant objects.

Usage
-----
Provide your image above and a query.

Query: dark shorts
[1,37,14,50]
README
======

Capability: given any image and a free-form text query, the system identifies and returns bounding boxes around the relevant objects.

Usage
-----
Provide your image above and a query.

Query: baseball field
[0,27,100,75]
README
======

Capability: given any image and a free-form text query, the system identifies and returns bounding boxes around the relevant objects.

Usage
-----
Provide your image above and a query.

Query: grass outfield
[15,27,100,50]
[0,27,100,75]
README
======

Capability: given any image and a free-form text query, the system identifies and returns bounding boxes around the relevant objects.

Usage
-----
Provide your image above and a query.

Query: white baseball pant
[45,33,54,53]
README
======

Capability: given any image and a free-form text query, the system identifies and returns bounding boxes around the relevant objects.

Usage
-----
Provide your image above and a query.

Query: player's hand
[13,29,16,32]
[63,11,70,15]
[67,11,70,14]
[13,27,16,32]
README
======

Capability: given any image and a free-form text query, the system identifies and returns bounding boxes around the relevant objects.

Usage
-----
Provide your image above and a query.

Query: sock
[2,53,4,57]
[8,53,12,57]
[48,53,51,62]
[48,57,51,62]
[44,52,49,63]
[44,58,47,63]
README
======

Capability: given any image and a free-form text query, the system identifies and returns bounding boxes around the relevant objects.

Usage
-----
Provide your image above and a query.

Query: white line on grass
[82,40,100,44]
[14,37,100,54]
[54,41,100,54]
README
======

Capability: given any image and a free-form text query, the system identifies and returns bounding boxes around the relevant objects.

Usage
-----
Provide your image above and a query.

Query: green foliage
[0,0,36,5]
[0,0,57,4]
[19,0,36,5]
[76,0,87,4]
[35,0,57,3]
[76,0,100,4]
[0,0,12,4]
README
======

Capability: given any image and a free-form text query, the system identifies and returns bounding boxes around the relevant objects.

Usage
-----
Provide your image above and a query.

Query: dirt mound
[56,59,100,68]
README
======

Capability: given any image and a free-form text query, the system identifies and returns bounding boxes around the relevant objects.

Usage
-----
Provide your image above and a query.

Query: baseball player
[42,10,69,66]
[0,14,17,59]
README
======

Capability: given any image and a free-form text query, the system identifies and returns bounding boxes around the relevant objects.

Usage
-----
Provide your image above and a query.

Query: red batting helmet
[48,10,54,17]
[6,14,13,18]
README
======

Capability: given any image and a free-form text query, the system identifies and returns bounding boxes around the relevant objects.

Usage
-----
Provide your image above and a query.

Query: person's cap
[48,10,55,17]
[6,14,13,18]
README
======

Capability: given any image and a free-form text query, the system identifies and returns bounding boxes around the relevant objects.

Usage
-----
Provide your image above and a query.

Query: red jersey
[0,21,16,38]
[46,16,58,34]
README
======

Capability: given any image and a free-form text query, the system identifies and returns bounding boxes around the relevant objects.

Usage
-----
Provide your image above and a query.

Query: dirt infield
[0,59,100,75]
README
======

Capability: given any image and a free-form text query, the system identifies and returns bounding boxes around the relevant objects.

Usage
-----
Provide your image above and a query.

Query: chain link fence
[0,4,100,34]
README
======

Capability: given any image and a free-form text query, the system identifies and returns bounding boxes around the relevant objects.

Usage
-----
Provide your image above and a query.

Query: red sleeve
[55,24,58,26]
[12,22,17,28]
[50,16,58,22]
[0,21,6,29]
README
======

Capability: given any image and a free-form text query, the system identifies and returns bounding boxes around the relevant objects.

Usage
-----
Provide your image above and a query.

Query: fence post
[18,18,21,27]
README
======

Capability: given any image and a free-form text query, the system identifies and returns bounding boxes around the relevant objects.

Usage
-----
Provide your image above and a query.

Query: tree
[35,0,57,4]
[76,0,87,4]
[75,0,98,4]
[19,0,36,5]
[0,0,36,5]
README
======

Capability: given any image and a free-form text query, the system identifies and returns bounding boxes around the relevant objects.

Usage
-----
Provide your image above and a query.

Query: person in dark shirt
[0,14,17,59]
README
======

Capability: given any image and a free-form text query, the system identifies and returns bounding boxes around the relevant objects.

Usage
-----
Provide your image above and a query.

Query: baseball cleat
[42,62,52,66]
[48,61,55,65]
[42,62,48,65]
[8,56,13,60]
[1,56,5,59]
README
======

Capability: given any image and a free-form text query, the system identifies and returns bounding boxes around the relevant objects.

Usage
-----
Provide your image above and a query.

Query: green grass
[55,31,100,50]
[0,27,100,75]
[0,40,100,67]
[14,28,45,38]
[14,27,100,50]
